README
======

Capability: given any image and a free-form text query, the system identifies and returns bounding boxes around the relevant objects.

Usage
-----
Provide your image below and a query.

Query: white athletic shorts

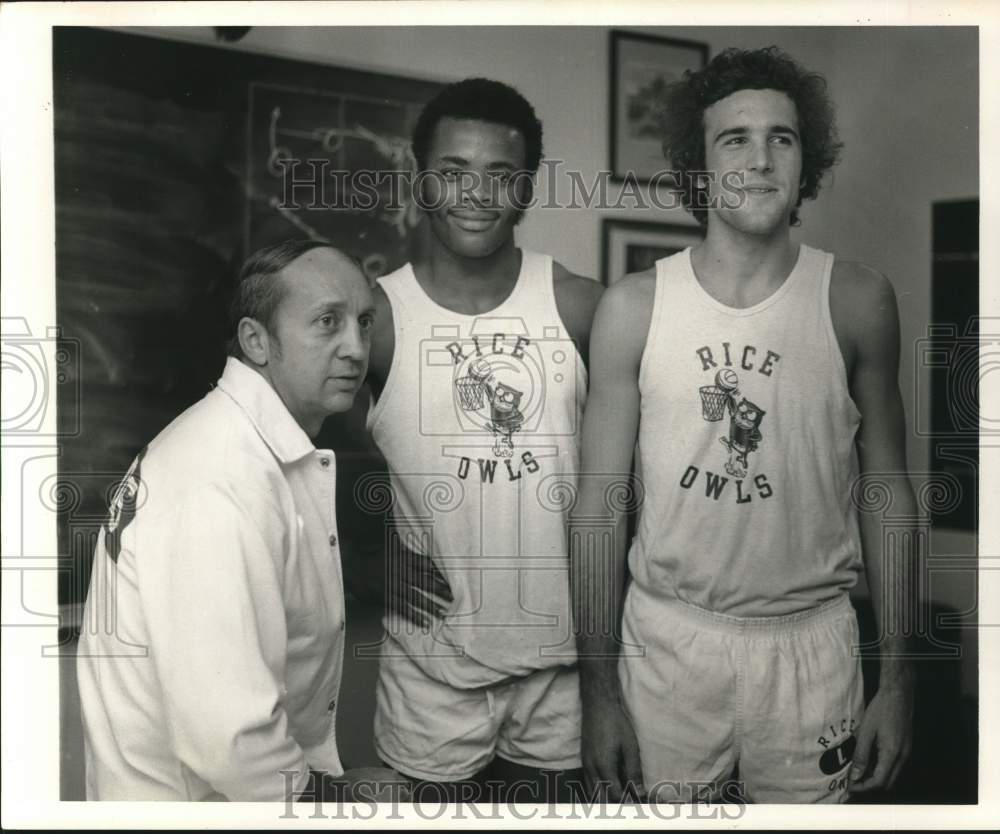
[620,586,865,803]
[374,636,582,782]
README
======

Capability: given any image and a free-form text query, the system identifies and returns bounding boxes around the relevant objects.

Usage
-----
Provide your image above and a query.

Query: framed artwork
[601,218,704,285]
[609,30,709,183]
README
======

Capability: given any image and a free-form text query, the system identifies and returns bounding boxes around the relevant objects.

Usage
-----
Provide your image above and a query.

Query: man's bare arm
[333,283,451,624]
[553,262,605,373]
[831,262,916,793]
[572,269,655,800]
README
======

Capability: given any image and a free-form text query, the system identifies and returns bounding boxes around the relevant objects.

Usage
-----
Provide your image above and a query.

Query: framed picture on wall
[601,218,704,285]
[609,30,709,183]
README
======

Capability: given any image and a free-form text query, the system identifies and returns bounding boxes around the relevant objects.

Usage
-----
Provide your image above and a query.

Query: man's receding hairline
[272,247,368,306]
[280,245,363,276]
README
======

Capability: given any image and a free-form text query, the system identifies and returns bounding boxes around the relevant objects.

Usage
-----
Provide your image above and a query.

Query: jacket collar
[216,357,315,464]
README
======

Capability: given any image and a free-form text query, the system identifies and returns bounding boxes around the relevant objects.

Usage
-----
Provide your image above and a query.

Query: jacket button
[319,457,331,468]
[328,533,337,547]
[327,699,336,712]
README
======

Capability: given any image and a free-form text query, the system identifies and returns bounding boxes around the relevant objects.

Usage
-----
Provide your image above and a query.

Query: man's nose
[748,140,773,173]
[337,319,367,362]
[462,170,494,206]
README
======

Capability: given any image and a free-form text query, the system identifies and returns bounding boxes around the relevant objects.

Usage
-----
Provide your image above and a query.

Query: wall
[785,31,979,694]
[116,24,979,691]
[120,25,977,443]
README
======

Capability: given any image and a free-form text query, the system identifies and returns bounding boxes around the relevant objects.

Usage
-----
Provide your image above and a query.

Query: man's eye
[441,169,462,180]
[319,314,338,328]
[489,170,512,182]
[360,315,375,332]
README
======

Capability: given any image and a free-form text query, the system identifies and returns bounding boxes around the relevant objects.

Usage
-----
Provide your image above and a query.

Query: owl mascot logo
[455,358,526,458]
[699,369,766,478]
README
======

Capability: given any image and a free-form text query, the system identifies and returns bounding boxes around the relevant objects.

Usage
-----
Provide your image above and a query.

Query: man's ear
[237,317,272,366]
[514,170,535,211]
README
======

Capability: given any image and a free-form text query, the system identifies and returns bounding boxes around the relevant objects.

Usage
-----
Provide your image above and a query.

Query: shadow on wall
[850,596,977,804]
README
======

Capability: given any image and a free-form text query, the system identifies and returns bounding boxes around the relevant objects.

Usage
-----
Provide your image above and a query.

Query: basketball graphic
[715,368,739,392]
[700,369,743,422]
[469,358,493,384]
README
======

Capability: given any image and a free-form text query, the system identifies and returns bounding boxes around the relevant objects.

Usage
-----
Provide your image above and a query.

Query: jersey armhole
[546,256,591,390]
[366,278,405,435]
[637,264,665,393]
[823,255,863,424]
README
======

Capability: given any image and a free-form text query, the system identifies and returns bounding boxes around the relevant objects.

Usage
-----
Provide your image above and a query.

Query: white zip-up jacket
[77,357,345,800]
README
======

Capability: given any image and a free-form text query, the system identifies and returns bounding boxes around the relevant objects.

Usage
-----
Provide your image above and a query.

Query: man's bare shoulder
[831,260,896,311]
[552,260,605,357]
[572,267,658,379]
[829,260,899,373]
[602,267,657,311]
[553,260,604,304]
[371,281,395,333]
[591,267,657,357]
[372,280,392,312]
[369,281,395,382]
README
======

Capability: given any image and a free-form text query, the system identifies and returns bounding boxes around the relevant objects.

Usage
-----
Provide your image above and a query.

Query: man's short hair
[661,46,843,227]
[226,239,335,359]
[411,77,544,173]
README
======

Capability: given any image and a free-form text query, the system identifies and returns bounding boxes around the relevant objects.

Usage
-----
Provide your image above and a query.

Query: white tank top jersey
[368,250,587,688]
[629,245,863,617]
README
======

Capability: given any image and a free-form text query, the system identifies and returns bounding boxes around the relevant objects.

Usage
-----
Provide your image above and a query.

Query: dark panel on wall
[928,198,978,532]
[53,27,441,605]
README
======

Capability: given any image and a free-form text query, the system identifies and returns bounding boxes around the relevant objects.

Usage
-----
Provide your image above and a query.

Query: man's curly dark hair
[661,46,843,227]
[411,77,544,173]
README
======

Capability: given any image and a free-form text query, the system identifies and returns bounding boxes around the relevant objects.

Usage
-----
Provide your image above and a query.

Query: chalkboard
[53,27,442,605]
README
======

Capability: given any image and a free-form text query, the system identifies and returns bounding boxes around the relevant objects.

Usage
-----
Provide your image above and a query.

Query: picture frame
[601,218,705,285]
[609,30,709,183]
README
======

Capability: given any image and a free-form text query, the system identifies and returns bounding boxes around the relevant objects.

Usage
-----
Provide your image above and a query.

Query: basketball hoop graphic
[455,376,485,410]
[699,385,730,422]
[455,359,492,411]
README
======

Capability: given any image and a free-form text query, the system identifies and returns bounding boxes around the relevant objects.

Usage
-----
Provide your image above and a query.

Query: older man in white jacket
[77,240,400,802]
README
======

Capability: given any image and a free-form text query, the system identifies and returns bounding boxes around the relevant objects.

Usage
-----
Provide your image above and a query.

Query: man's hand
[849,673,914,794]
[344,535,452,628]
[384,543,452,628]
[582,693,646,803]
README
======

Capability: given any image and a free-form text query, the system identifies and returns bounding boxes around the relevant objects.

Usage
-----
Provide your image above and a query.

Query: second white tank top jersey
[629,245,863,617]
[368,250,586,688]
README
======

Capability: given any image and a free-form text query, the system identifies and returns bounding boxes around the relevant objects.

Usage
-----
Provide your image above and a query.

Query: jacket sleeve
[135,483,311,801]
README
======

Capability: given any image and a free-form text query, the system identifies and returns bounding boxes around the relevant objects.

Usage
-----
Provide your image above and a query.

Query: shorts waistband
[636,589,854,635]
